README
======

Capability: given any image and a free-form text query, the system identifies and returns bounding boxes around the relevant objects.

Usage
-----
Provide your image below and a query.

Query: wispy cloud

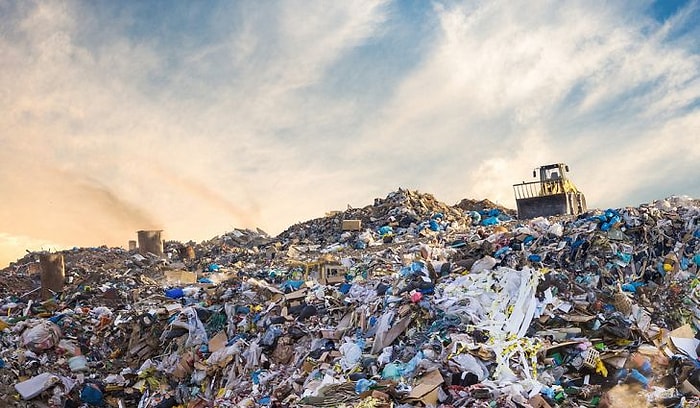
[1,0,699,266]
[0,0,391,263]
[350,0,700,206]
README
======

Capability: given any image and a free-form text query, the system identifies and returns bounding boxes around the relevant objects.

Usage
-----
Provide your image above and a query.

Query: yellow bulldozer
[512,163,587,219]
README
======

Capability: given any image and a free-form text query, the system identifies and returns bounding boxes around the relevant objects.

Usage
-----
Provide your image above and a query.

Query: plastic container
[582,349,599,369]
[628,368,650,388]
[14,373,60,400]
[69,355,88,372]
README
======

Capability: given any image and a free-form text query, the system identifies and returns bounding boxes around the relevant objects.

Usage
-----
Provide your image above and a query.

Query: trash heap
[2,190,700,408]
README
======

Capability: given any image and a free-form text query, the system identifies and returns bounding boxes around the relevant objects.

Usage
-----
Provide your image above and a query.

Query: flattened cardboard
[406,369,443,404]
[670,324,694,339]
[247,278,284,294]
[529,395,552,408]
[680,380,700,396]
[371,315,412,354]
[165,270,197,284]
[561,314,596,323]
[284,288,308,302]
[208,332,228,353]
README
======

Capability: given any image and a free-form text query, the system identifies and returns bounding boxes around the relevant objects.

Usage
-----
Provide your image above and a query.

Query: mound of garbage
[1,190,700,408]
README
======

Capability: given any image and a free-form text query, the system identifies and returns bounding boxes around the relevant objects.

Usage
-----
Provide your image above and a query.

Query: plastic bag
[377,347,393,365]
[469,211,481,225]
[224,303,238,338]
[481,216,499,226]
[21,321,61,352]
[400,351,424,377]
[355,378,376,394]
[381,363,402,380]
[243,341,262,370]
[471,256,497,273]
[548,223,564,237]
[261,326,282,347]
[339,340,362,371]
[207,344,240,368]
[378,226,393,236]
[450,353,488,381]
[182,307,208,347]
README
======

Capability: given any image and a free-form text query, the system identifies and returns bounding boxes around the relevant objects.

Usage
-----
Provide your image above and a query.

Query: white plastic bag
[182,307,208,347]
[339,340,362,371]
[21,321,61,352]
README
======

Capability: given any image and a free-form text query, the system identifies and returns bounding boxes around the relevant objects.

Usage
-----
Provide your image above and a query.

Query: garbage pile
[1,190,700,408]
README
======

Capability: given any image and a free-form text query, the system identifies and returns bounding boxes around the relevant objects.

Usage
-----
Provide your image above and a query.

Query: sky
[1,0,700,267]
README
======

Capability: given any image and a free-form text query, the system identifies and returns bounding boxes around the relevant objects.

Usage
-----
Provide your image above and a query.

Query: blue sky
[1,0,699,266]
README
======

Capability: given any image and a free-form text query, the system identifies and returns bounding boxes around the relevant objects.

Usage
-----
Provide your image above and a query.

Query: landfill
[2,188,700,407]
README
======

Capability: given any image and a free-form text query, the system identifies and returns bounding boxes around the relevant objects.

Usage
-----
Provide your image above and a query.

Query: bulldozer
[512,163,587,219]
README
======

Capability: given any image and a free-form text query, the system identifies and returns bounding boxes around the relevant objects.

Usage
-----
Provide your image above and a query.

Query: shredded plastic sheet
[436,266,541,388]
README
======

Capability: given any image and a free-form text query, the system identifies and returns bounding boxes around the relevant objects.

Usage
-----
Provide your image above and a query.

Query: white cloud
[0,1,391,264]
[348,0,700,209]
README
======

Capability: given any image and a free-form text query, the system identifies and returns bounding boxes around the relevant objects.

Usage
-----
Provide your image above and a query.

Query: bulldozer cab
[537,164,572,195]
[513,163,586,219]
[538,163,566,180]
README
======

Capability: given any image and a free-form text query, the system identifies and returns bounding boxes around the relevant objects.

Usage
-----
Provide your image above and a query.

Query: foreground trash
[1,189,700,407]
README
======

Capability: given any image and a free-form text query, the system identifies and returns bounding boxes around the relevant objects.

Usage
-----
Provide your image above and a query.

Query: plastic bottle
[627,368,650,388]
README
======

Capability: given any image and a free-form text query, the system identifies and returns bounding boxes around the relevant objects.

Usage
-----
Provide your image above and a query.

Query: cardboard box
[342,220,362,231]
[319,263,347,285]
[320,329,342,340]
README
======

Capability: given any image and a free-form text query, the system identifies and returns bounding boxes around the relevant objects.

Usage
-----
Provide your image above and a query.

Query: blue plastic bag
[429,219,440,231]
[355,378,376,394]
[481,216,499,226]
[381,363,402,380]
[378,226,393,236]
[165,288,184,299]
[80,384,104,406]
[528,254,542,262]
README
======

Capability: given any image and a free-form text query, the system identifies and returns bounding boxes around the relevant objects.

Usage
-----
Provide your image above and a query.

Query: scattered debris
[1,190,700,407]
